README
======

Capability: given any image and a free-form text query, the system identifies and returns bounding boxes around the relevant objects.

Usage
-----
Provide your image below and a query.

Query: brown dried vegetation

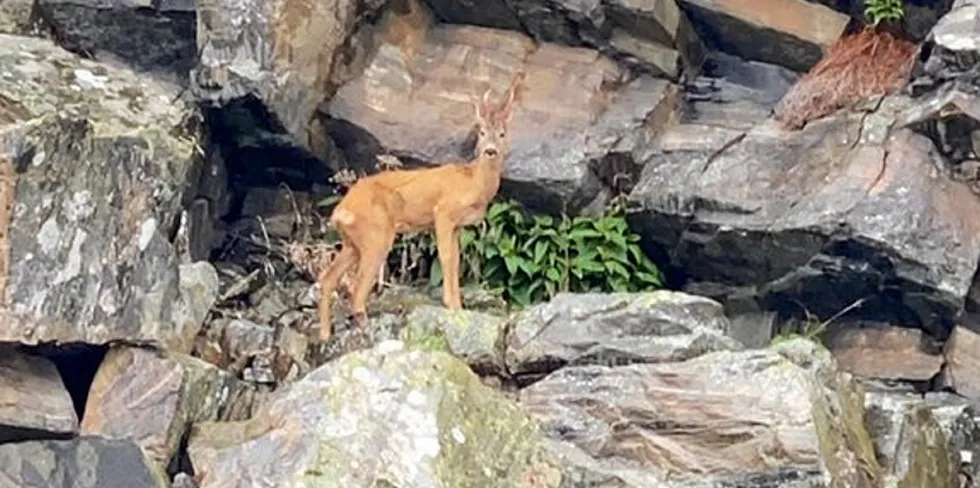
[774,28,917,130]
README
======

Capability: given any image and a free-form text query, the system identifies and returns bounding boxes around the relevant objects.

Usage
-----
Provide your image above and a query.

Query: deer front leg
[317,244,357,342]
[434,213,463,310]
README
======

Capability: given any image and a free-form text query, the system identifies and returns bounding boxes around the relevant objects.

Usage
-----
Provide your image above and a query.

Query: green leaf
[504,255,519,275]
[545,267,561,282]
[604,260,630,278]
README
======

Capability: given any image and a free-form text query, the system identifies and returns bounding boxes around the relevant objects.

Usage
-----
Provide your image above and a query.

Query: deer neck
[471,154,505,201]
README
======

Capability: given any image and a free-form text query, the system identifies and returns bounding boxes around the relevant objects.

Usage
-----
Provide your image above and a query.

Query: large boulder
[0,34,217,352]
[0,436,169,487]
[627,94,980,338]
[0,346,77,443]
[324,1,681,214]
[518,338,881,487]
[418,0,706,79]
[911,0,980,93]
[188,340,561,488]
[676,0,849,72]
[192,0,386,154]
[80,345,260,471]
[34,0,196,83]
[504,291,742,380]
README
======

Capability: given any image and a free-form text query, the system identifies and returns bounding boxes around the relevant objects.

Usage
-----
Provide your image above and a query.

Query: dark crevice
[20,342,109,421]
[166,426,195,480]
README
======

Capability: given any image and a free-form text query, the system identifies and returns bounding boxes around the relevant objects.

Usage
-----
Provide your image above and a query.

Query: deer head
[473,73,523,161]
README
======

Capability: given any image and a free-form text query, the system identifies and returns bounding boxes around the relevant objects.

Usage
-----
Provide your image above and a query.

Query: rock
[943,325,980,400]
[518,338,880,487]
[188,340,560,488]
[684,50,800,130]
[505,291,742,379]
[325,9,682,213]
[0,436,169,487]
[400,305,508,375]
[420,0,706,79]
[80,345,257,470]
[0,347,77,443]
[912,0,980,94]
[219,319,276,382]
[192,0,386,153]
[35,0,196,84]
[676,0,849,72]
[0,34,209,352]
[0,0,41,36]
[627,95,980,339]
[925,392,980,483]
[864,390,961,488]
[827,324,944,381]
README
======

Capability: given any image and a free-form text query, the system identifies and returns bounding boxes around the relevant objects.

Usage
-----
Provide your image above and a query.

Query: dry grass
[773,28,917,130]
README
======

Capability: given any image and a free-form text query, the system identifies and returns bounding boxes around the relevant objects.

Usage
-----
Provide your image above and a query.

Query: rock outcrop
[628,95,980,339]
[0,34,217,351]
[0,347,77,443]
[0,436,169,487]
[505,291,741,379]
[188,341,561,488]
[80,346,259,471]
[520,338,882,487]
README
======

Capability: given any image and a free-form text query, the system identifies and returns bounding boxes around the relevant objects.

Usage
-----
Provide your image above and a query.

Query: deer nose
[483,147,498,157]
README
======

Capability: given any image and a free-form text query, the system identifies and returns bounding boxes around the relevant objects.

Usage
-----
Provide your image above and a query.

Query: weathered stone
[925,392,980,483]
[864,391,960,488]
[80,346,256,471]
[518,338,880,487]
[684,50,800,130]
[189,340,560,488]
[0,435,169,487]
[913,0,980,94]
[505,291,742,379]
[943,325,980,400]
[401,305,508,375]
[827,325,944,381]
[676,0,849,72]
[35,0,195,84]
[0,0,40,36]
[326,11,681,214]
[192,0,387,152]
[0,347,77,443]
[420,0,706,79]
[628,95,980,339]
[0,34,211,352]
[220,319,275,379]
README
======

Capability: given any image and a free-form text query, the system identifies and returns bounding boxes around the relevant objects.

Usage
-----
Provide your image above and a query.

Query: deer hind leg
[317,244,357,342]
[434,213,463,311]
[348,223,396,326]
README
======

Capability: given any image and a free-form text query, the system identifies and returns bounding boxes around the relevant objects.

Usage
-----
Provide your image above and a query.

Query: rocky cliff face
[1,0,980,487]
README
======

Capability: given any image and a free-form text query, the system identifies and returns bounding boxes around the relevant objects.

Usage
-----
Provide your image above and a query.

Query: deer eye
[499,132,505,138]
[479,130,486,137]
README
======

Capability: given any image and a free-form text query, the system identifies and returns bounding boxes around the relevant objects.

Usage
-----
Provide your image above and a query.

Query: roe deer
[316,73,524,341]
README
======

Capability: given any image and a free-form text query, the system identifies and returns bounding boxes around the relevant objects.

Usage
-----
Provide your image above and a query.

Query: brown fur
[316,73,524,341]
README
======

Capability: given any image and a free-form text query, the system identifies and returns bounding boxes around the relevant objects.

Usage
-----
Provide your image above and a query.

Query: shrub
[427,199,666,307]
[864,0,904,26]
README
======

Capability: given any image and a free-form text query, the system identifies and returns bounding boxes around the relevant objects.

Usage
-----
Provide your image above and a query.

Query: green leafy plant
[863,0,904,26]
[428,199,665,307]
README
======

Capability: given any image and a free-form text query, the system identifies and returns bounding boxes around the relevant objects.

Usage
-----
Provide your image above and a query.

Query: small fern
[864,0,904,26]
